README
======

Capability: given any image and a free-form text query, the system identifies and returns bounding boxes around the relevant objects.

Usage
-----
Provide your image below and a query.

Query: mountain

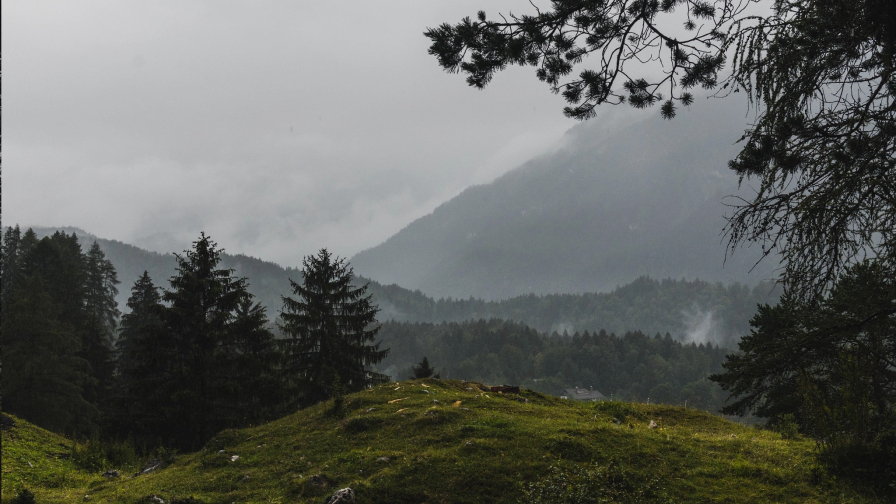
[21,227,775,345]
[350,97,778,300]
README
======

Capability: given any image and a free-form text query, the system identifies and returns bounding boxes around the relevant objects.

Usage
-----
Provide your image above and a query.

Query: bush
[11,489,36,504]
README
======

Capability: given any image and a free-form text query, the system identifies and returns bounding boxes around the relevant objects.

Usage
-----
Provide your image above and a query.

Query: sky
[3,1,587,266]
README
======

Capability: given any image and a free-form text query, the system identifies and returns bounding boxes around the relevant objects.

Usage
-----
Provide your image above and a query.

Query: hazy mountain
[19,227,775,346]
[350,97,777,300]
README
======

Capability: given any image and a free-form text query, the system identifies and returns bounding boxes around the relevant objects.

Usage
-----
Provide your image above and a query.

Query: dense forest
[376,319,730,413]
[1,227,386,450]
[3,225,743,449]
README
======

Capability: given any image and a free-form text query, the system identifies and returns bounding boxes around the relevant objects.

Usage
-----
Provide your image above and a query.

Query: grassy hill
[2,381,884,504]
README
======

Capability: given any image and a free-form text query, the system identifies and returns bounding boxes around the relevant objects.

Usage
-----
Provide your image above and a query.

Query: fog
[3,1,582,266]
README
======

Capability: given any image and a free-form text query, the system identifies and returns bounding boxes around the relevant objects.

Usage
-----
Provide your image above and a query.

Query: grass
[2,380,890,503]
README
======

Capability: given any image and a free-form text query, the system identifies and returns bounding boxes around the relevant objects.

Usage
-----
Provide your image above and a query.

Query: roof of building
[559,387,605,401]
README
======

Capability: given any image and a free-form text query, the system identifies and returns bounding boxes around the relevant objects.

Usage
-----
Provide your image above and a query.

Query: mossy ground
[2,380,888,503]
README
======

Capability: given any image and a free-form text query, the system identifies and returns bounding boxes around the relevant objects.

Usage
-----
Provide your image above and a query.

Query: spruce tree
[411,356,439,379]
[280,249,389,407]
[160,233,277,448]
[2,273,94,433]
[81,241,121,408]
[111,271,168,442]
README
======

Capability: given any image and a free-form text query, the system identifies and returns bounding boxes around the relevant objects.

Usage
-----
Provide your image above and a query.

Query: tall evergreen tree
[84,241,121,338]
[1,225,23,313]
[159,233,278,448]
[2,270,94,434]
[280,249,389,407]
[81,241,121,408]
[111,271,168,442]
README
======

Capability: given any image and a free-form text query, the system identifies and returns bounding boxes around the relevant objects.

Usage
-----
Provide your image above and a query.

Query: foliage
[11,489,35,504]
[148,233,280,449]
[0,228,119,435]
[411,356,439,379]
[6,383,886,503]
[426,0,896,301]
[279,249,390,407]
[377,318,729,413]
[711,260,896,486]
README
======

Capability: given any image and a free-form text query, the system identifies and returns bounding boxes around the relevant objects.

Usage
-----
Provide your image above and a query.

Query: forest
[2,225,738,450]
[377,319,730,412]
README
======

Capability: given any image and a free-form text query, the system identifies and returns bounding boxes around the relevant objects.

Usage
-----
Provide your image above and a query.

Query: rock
[376,456,390,463]
[135,459,163,476]
[326,487,356,504]
[145,495,165,504]
[230,455,240,462]
[612,417,621,425]
[432,399,440,404]
[217,449,226,454]
[365,407,377,413]
[648,420,658,429]
[102,469,121,478]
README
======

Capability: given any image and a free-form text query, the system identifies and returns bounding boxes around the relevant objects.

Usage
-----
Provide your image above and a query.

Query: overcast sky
[3,1,600,265]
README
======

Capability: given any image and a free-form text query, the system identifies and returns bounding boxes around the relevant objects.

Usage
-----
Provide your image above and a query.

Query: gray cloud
[3,1,575,265]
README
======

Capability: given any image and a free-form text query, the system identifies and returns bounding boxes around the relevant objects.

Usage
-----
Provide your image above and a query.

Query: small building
[559,386,605,401]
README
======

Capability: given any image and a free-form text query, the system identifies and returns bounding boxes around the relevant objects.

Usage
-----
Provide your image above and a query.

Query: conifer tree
[159,233,278,448]
[1,225,23,312]
[111,271,169,441]
[81,241,121,408]
[280,249,389,407]
[1,270,94,433]
[411,356,439,379]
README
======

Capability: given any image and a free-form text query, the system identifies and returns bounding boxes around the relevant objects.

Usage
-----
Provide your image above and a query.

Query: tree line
[377,319,729,413]
[1,227,388,450]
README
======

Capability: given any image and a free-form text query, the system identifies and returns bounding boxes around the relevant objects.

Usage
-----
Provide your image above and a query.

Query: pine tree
[81,241,121,409]
[280,249,389,407]
[411,356,439,379]
[159,233,278,448]
[111,271,168,442]
[226,295,283,424]
[1,273,94,433]
[1,225,23,312]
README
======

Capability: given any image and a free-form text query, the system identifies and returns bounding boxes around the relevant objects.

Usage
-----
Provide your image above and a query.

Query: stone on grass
[648,420,658,429]
[326,487,356,504]
[102,469,121,478]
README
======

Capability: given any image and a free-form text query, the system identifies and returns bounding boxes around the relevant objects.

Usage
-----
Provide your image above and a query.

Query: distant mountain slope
[19,227,774,345]
[351,98,777,300]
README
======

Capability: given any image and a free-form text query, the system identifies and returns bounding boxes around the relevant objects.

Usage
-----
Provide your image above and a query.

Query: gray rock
[326,487,356,504]
[648,420,658,429]
[102,469,121,477]
[376,456,390,463]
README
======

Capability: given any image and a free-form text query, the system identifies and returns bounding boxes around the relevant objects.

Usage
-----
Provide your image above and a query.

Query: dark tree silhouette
[411,356,439,379]
[280,249,389,407]
[426,0,896,300]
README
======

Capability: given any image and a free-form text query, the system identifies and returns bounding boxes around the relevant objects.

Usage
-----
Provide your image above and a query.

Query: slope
[351,97,777,300]
[4,381,883,503]
[17,227,775,345]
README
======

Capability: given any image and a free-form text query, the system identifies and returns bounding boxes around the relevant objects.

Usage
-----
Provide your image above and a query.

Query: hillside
[21,227,775,346]
[2,381,883,503]
[350,97,778,300]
